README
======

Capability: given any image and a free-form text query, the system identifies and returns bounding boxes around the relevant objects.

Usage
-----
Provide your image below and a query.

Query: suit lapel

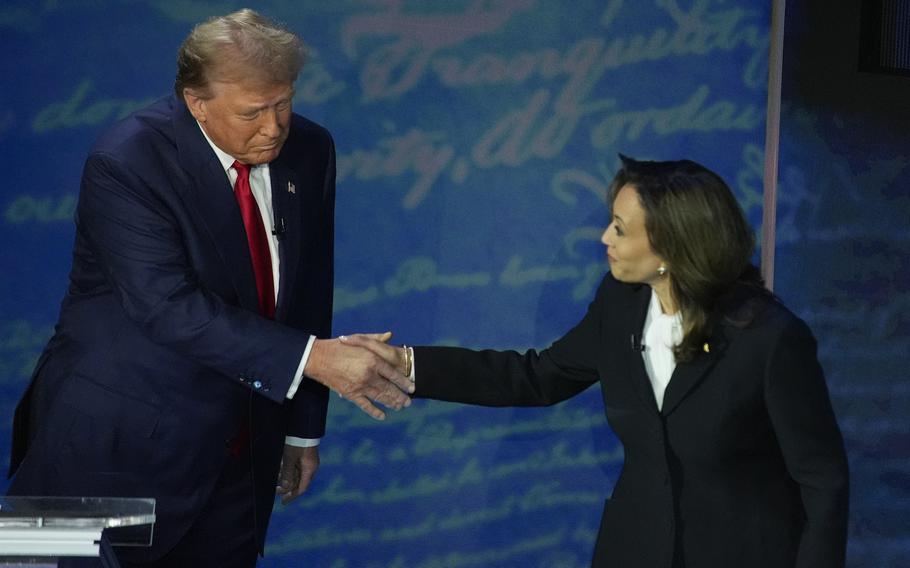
[623,286,660,414]
[171,99,260,312]
[268,158,304,321]
[661,327,731,417]
[270,139,328,322]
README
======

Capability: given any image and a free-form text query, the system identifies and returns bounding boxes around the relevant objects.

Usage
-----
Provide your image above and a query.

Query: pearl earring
[657,265,667,276]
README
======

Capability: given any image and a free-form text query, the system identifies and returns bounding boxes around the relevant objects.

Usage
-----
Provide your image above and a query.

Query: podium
[0,497,155,567]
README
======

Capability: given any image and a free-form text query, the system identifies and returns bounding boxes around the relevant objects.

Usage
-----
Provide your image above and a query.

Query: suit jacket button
[253,380,263,389]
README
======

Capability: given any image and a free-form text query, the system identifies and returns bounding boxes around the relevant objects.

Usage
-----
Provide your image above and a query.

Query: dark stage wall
[777,1,910,566]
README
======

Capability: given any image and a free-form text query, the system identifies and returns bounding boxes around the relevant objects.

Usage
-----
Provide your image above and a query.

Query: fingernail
[339,335,348,341]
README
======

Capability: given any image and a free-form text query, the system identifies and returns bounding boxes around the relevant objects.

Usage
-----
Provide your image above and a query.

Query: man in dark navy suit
[6,9,412,567]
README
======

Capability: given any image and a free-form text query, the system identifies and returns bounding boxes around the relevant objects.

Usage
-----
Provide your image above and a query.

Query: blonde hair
[174,9,305,99]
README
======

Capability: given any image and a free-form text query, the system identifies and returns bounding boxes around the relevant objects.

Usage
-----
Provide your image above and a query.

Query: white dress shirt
[198,123,318,447]
[641,289,683,411]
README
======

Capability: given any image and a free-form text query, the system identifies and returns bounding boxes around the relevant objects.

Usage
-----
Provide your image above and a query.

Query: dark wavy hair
[609,155,764,362]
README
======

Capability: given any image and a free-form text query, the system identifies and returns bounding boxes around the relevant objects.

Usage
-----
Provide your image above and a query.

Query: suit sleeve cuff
[286,335,316,400]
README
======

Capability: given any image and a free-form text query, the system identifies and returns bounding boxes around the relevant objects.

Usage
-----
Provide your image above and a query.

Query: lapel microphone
[272,217,287,240]
[630,334,646,352]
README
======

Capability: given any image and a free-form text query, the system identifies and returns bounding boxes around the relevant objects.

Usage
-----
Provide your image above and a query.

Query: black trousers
[62,452,259,568]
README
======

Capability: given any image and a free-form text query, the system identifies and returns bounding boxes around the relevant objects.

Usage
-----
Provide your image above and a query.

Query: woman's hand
[340,333,409,377]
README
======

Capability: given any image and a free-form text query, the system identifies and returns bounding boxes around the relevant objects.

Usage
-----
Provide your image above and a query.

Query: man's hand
[304,332,413,420]
[338,334,408,376]
[277,445,319,505]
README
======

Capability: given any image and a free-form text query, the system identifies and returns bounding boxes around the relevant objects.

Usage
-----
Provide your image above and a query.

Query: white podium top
[0,496,156,559]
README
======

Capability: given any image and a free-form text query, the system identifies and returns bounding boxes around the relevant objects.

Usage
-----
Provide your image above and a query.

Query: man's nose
[259,109,282,138]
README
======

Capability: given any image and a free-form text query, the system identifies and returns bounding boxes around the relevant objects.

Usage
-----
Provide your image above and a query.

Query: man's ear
[183,88,207,122]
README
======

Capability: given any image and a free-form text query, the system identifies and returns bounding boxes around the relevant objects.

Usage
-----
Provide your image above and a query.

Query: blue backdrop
[0,1,905,566]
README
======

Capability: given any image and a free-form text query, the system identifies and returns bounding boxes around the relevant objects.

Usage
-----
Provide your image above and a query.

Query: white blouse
[641,289,683,410]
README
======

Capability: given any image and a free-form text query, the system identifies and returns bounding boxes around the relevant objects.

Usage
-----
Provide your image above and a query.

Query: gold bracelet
[402,345,412,378]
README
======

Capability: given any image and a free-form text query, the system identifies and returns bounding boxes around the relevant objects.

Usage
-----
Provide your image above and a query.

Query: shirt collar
[649,288,682,323]
[196,121,247,173]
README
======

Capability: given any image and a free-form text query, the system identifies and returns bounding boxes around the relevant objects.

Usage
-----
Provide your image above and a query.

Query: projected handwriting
[341,0,536,101]
[295,445,615,510]
[734,143,766,220]
[551,162,615,206]
[586,85,762,148]
[4,194,75,225]
[803,297,910,360]
[328,1,768,210]
[0,320,53,385]
[411,409,608,458]
[336,127,455,209]
[346,0,764,101]
[337,84,760,208]
[32,80,155,134]
[271,495,582,564]
[499,256,581,287]
[325,391,463,434]
[294,48,347,104]
[334,253,605,313]
[383,257,490,296]
[32,57,344,134]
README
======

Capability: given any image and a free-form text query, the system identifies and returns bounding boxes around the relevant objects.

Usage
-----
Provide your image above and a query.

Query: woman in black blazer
[346,156,849,567]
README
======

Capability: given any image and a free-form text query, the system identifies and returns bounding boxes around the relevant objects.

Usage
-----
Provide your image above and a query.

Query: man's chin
[244,147,282,165]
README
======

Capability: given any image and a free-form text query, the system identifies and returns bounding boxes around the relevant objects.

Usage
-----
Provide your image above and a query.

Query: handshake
[303,332,412,420]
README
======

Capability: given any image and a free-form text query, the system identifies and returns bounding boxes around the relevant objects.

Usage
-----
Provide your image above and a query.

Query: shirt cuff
[285,436,321,448]
[286,335,316,399]
[408,347,416,382]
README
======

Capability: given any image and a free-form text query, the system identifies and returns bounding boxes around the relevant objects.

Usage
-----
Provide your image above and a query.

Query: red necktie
[232,160,276,319]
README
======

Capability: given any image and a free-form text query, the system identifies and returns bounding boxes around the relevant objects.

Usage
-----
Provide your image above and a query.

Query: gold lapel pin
[703,342,710,353]
[287,181,296,194]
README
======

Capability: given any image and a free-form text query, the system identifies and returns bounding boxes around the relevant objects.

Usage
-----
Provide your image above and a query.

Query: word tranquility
[335,0,768,207]
[24,1,766,210]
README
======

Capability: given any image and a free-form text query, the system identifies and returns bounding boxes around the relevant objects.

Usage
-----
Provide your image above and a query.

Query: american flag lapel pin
[287,181,296,194]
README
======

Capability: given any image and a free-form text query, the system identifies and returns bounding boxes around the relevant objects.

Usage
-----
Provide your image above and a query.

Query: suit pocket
[58,373,162,438]
[52,373,164,474]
